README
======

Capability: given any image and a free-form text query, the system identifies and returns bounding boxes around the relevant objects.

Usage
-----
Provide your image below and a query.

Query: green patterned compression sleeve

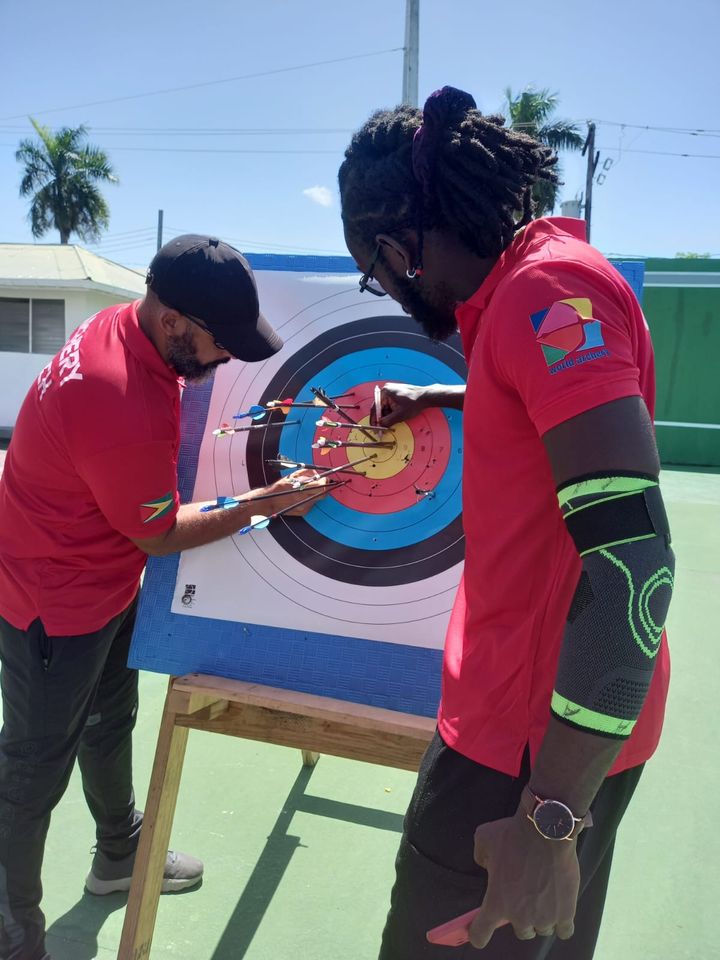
[552,475,675,738]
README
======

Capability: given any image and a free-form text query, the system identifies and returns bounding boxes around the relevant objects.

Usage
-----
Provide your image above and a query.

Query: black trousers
[379,731,643,960]
[0,597,142,960]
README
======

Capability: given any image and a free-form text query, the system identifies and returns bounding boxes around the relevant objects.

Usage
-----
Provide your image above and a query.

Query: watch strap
[521,785,593,837]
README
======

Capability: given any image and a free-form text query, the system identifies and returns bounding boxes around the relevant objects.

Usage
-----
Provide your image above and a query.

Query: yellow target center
[346,418,414,480]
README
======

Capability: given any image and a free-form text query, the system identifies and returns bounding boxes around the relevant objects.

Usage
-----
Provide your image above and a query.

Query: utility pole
[402,0,420,107]
[581,123,599,242]
[156,209,164,252]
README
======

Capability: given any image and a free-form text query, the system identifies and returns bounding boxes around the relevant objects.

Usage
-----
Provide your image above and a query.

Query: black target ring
[244,316,466,587]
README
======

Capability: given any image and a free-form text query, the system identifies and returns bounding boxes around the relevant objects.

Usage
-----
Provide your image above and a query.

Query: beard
[167,329,229,383]
[391,273,458,342]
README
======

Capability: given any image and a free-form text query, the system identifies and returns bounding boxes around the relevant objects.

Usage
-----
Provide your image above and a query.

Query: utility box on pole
[560,199,583,219]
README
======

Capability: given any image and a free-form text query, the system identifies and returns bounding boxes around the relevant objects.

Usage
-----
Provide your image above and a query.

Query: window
[0,298,65,353]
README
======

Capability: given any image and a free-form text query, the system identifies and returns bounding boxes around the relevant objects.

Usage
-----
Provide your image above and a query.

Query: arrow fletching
[233,404,267,421]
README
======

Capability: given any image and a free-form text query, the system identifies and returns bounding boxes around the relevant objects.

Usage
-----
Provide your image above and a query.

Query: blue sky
[1,0,718,267]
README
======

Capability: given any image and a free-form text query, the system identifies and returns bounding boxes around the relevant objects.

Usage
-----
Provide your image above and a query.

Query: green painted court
[23,467,720,959]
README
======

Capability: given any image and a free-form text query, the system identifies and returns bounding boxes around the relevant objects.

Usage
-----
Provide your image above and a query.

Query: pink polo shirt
[0,300,181,635]
[437,218,670,777]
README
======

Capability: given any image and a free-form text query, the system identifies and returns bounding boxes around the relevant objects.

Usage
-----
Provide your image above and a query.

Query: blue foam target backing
[611,260,645,305]
[129,254,644,719]
[129,255,444,718]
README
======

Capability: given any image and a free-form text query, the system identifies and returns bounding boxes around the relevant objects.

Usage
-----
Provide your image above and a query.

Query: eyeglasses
[184,313,227,351]
[358,243,387,297]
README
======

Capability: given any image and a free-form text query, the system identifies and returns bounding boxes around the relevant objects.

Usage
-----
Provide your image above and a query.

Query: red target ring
[311,380,451,513]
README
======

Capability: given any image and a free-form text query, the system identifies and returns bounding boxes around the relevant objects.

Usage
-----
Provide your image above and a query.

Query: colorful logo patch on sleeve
[139,492,175,524]
[529,298,608,372]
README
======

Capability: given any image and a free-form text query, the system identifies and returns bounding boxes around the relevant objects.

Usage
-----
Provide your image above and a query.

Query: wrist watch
[521,786,593,841]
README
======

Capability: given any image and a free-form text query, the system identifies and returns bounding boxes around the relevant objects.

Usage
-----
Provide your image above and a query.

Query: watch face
[533,800,575,840]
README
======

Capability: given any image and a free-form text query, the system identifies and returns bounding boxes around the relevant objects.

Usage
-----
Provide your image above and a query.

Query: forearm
[135,469,325,556]
[148,500,260,556]
[529,718,623,814]
[422,383,465,410]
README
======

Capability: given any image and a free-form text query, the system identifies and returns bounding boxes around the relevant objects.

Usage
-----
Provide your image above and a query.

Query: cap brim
[224,311,283,362]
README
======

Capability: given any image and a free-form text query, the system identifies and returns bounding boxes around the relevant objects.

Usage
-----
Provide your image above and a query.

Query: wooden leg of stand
[301,750,320,767]
[117,687,190,960]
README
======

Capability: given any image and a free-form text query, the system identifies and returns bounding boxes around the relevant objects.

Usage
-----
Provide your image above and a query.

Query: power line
[83,227,348,258]
[598,146,720,159]
[84,226,156,240]
[0,126,355,136]
[0,124,366,134]
[103,146,340,155]
[165,228,346,255]
[3,139,718,160]
[3,118,719,142]
[0,48,403,121]
[593,120,720,137]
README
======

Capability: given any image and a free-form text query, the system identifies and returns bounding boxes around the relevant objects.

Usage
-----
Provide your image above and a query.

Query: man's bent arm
[132,471,325,557]
[531,394,671,810]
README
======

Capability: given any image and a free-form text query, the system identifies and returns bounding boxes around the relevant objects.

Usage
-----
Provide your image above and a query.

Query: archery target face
[172,271,465,650]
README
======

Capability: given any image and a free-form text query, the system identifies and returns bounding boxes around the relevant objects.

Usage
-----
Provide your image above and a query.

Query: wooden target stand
[117,672,435,960]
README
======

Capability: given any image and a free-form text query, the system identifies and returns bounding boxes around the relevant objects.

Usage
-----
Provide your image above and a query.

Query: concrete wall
[0,286,137,428]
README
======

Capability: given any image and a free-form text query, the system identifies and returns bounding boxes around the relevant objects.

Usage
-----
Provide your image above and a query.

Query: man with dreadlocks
[339,87,674,959]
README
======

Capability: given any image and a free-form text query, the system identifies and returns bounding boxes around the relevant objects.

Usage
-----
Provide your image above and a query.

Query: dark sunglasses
[358,243,387,297]
[184,313,227,351]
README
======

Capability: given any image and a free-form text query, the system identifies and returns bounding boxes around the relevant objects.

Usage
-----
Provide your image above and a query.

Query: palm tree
[504,88,584,217]
[16,118,118,244]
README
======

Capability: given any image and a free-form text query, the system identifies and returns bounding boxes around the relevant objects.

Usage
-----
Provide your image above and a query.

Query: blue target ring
[245,316,467,587]
[273,348,463,550]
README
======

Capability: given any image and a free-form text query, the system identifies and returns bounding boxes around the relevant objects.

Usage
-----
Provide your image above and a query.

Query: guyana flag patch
[139,491,175,524]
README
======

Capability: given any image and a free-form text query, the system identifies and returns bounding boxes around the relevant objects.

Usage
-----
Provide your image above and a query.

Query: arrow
[199,479,343,513]
[373,384,383,425]
[239,482,348,535]
[266,457,359,476]
[198,495,242,512]
[233,404,269,421]
[312,437,394,451]
[213,420,300,437]
[290,454,376,486]
[234,396,359,420]
[316,418,392,433]
[311,386,377,442]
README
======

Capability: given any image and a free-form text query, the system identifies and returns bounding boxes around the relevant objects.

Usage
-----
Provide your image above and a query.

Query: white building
[0,244,146,430]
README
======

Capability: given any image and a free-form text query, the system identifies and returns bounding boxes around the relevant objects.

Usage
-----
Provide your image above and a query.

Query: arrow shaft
[268,401,358,410]
[311,386,378,442]
[216,420,300,435]
[300,454,376,483]
[318,440,393,449]
[200,479,343,512]
[317,420,391,433]
[244,481,348,532]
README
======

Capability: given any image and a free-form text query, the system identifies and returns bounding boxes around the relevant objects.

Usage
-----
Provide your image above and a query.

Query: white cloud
[302,185,333,208]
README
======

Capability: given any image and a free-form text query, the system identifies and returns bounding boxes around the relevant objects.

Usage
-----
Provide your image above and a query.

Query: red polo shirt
[0,300,181,636]
[438,217,670,777]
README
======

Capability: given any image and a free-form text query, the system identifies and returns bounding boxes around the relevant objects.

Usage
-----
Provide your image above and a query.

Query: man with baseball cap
[0,235,323,960]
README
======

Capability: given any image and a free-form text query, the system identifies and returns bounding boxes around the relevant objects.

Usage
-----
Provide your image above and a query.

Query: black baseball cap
[145,234,283,361]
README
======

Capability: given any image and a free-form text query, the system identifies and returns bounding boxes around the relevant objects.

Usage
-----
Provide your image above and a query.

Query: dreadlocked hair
[339,93,558,260]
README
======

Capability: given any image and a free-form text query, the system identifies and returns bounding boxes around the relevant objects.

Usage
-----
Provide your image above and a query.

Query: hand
[469,811,580,948]
[255,469,329,517]
[374,383,430,427]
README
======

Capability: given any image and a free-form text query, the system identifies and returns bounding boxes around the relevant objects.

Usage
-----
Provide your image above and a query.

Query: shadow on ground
[45,891,127,960]
[210,763,404,960]
[44,764,400,960]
